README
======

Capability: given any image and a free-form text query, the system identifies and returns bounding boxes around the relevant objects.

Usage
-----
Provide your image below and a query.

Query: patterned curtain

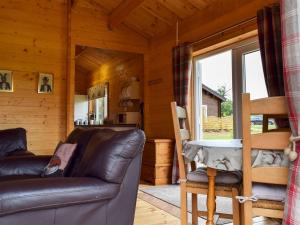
[172,43,193,183]
[257,4,289,128]
[172,43,193,107]
[281,0,300,224]
[257,4,285,96]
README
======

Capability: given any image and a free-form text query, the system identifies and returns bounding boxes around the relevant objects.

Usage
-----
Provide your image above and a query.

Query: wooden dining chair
[242,93,291,225]
[171,101,241,225]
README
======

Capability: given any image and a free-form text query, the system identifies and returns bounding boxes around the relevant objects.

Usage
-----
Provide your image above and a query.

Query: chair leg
[180,183,188,225]
[192,193,198,225]
[232,188,240,225]
[243,201,252,225]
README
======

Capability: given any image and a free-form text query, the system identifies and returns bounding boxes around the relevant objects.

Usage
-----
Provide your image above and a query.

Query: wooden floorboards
[134,188,282,225]
[134,198,180,225]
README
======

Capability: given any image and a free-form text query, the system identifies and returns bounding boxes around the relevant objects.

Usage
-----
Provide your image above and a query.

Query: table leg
[206,168,217,225]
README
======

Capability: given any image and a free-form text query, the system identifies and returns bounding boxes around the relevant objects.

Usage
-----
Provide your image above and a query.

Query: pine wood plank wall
[0,0,67,155]
[0,0,148,155]
[67,4,149,134]
[144,0,278,139]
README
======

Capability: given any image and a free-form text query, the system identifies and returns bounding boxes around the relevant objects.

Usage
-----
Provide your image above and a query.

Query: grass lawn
[203,131,233,140]
[203,124,277,140]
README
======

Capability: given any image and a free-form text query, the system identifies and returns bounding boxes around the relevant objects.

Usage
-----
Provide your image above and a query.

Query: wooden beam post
[108,0,145,30]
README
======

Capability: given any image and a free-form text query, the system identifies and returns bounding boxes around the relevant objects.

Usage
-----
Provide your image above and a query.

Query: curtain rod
[188,16,257,47]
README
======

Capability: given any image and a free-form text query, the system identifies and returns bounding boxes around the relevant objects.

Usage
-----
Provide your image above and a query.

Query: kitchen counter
[75,124,138,131]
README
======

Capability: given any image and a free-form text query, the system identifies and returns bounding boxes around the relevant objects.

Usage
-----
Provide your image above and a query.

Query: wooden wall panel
[75,68,89,95]
[0,0,67,155]
[0,0,148,154]
[89,55,144,123]
[67,5,149,133]
[144,0,278,138]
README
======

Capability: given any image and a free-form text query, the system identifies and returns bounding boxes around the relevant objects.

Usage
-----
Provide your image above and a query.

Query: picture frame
[38,73,53,94]
[0,70,13,92]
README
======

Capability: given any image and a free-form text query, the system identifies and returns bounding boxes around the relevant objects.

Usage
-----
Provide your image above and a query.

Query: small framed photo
[0,70,13,92]
[38,73,53,94]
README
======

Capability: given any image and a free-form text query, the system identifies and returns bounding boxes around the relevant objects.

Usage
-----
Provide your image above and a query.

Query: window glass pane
[244,51,267,100]
[197,50,234,140]
[244,50,275,133]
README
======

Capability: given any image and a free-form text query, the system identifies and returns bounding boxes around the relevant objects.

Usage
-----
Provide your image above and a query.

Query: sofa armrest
[0,155,51,176]
[0,177,120,216]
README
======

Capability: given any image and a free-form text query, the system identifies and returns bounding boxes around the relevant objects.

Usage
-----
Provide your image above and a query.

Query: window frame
[192,37,261,139]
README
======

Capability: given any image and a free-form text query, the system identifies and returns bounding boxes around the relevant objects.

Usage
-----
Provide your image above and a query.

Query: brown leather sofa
[0,128,145,225]
[0,128,34,158]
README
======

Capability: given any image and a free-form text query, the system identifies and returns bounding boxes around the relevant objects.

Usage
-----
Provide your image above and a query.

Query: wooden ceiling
[75,0,217,38]
[75,46,141,73]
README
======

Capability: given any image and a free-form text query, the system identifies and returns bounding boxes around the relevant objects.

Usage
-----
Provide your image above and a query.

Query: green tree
[221,100,233,117]
[217,85,233,117]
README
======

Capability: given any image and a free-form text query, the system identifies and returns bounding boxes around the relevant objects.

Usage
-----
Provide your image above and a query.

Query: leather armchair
[0,128,145,225]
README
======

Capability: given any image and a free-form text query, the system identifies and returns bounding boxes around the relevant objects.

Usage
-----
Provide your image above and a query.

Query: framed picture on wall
[38,73,53,94]
[0,70,13,92]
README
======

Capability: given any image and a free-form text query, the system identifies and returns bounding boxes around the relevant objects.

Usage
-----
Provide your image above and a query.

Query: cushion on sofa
[252,183,287,202]
[42,142,77,177]
[187,168,242,184]
[0,128,27,156]
[64,128,100,177]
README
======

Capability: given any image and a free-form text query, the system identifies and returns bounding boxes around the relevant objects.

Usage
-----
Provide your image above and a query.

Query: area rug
[139,184,232,224]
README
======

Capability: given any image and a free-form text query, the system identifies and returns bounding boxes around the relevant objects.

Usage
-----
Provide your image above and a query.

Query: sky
[198,50,268,100]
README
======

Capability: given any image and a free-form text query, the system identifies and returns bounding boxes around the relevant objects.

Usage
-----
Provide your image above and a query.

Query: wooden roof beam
[108,0,145,29]
[71,0,79,8]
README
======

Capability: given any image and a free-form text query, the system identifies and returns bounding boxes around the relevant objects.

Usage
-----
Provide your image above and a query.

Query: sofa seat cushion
[0,156,51,177]
[0,177,119,216]
[5,150,34,158]
[0,175,40,183]
[187,168,242,184]
[252,183,286,202]
[0,128,27,156]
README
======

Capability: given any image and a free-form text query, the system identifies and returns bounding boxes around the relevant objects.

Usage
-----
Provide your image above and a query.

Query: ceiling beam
[71,0,79,8]
[108,0,146,29]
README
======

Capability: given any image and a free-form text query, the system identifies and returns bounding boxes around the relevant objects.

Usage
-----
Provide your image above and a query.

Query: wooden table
[184,139,243,225]
[206,167,217,225]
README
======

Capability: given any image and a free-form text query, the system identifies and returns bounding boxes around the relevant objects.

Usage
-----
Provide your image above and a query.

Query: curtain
[281,0,300,224]
[257,4,285,96]
[257,4,289,129]
[172,43,193,184]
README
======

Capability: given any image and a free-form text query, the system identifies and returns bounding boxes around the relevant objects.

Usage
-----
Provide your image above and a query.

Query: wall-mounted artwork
[0,70,13,92]
[38,73,53,94]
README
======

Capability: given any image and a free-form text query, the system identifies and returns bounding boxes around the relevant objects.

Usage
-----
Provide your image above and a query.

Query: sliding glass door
[194,38,267,139]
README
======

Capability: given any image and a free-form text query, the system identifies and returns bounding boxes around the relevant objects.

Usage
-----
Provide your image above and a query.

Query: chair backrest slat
[251,132,291,150]
[250,96,288,115]
[252,167,289,185]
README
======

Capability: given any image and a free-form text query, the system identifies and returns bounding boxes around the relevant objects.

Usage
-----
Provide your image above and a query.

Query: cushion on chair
[252,183,286,202]
[187,168,242,184]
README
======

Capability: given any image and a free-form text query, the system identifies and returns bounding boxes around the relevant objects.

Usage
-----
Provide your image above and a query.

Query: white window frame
[193,37,260,139]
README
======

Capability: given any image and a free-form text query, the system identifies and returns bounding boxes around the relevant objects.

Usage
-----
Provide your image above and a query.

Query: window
[194,38,267,139]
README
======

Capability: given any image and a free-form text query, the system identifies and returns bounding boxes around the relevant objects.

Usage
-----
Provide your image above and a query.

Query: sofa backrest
[72,129,145,184]
[0,128,27,156]
[64,128,99,176]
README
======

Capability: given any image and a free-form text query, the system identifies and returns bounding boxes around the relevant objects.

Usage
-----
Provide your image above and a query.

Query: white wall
[74,95,88,122]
